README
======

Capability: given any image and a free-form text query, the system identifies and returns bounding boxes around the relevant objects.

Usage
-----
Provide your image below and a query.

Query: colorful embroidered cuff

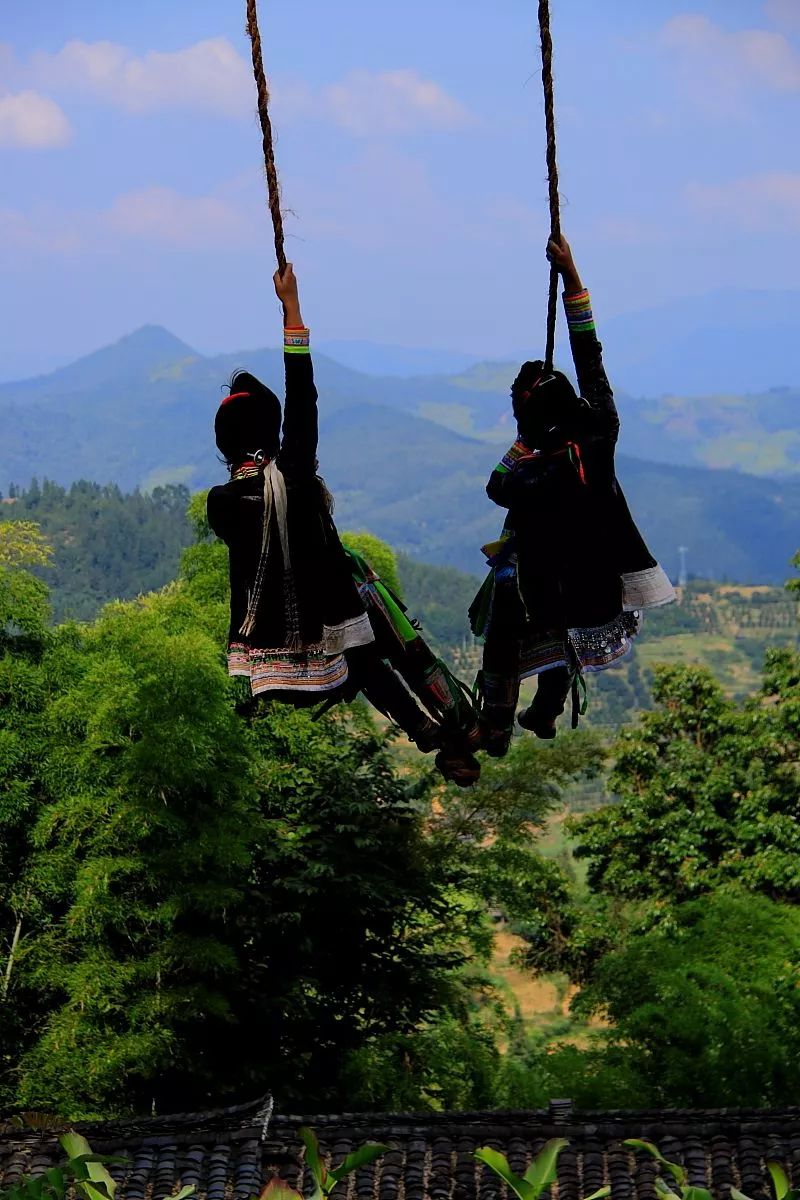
[496,439,532,474]
[563,289,595,333]
[284,326,311,354]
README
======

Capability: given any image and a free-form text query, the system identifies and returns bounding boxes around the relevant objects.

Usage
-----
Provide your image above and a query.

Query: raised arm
[274,264,319,474]
[547,236,619,441]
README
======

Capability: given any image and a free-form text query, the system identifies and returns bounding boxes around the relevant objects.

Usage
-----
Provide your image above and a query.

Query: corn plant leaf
[582,1187,612,1200]
[684,1188,714,1200]
[475,1148,536,1200]
[59,1136,117,1200]
[77,1182,116,1200]
[624,1141,686,1187]
[43,1169,66,1196]
[258,1179,304,1200]
[654,1176,682,1200]
[768,1164,792,1200]
[329,1144,390,1184]
[523,1139,569,1198]
[731,1189,757,1200]
[59,1136,93,1164]
[299,1128,328,1193]
[167,1188,196,1200]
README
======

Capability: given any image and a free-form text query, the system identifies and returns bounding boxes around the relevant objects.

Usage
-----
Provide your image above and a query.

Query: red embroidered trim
[565,441,587,484]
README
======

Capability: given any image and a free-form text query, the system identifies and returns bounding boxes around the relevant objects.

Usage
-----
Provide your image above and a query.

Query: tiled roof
[2,1096,799,1200]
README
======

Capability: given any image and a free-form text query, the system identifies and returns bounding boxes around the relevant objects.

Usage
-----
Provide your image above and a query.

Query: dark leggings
[481,635,573,735]
[345,645,429,737]
[530,665,573,721]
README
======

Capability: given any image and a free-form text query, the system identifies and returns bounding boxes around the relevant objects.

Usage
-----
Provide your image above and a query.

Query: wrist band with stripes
[284,326,311,353]
[563,289,594,333]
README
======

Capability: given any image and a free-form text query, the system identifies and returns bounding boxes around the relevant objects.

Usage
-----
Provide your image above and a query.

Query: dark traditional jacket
[207,347,373,696]
[485,290,674,633]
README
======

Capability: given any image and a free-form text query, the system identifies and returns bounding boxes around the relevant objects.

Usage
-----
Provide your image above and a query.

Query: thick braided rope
[246,0,287,276]
[538,0,561,371]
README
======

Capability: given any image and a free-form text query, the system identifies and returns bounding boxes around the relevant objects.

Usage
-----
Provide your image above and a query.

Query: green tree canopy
[0,515,500,1116]
[564,890,800,1108]
[12,595,258,1117]
[341,531,403,598]
[570,661,800,906]
[0,520,52,570]
[2,482,193,622]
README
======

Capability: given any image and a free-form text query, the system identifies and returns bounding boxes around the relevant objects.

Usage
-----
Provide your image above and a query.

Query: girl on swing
[472,235,675,756]
[207,264,481,785]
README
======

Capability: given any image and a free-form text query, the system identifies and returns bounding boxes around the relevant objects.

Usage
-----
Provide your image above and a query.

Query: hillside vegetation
[1,480,194,622]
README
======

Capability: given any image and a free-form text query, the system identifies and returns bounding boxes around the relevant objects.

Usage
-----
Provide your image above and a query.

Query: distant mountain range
[600,289,800,397]
[318,288,800,398]
[1,322,799,584]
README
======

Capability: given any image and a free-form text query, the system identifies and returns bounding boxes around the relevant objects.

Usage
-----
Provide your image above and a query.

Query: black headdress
[214,370,282,464]
[511,360,586,445]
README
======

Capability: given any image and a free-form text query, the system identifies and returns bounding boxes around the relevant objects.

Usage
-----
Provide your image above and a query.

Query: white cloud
[662,14,800,98]
[0,90,72,148]
[687,171,800,231]
[4,38,471,135]
[315,69,472,136]
[105,185,256,248]
[28,38,252,118]
[0,183,261,257]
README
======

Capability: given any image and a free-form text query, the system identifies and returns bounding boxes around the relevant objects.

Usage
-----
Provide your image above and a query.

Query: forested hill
[1,479,481,629]
[1,481,194,622]
[3,326,800,582]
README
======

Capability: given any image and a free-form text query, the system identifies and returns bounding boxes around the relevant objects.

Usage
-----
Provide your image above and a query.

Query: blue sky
[1,0,799,380]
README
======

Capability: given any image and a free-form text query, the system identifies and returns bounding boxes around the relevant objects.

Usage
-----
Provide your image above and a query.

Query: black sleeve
[279,351,319,476]
[207,485,234,544]
[564,293,620,444]
[486,460,558,508]
[486,469,515,509]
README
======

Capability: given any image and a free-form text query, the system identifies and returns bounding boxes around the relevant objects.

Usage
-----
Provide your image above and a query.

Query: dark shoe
[435,749,481,788]
[413,717,444,754]
[518,706,557,740]
[479,721,512,758]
